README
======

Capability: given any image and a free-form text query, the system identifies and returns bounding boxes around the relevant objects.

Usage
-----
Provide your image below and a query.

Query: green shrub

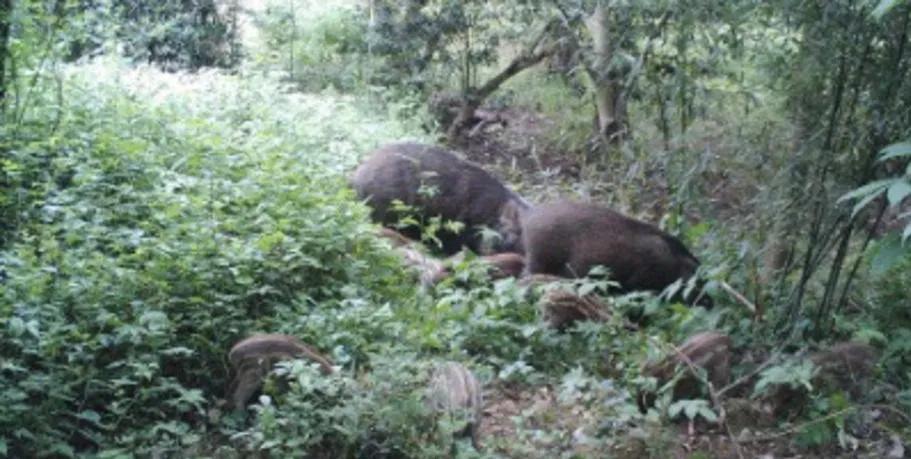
[234,355,471,458]
[0,58,423,455]
[251,1,369,92]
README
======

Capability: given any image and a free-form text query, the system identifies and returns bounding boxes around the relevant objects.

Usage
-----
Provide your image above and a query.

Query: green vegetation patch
[0,59,424,455]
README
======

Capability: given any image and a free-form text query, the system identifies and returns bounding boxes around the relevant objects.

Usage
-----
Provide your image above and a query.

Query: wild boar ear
[499,199,524,227]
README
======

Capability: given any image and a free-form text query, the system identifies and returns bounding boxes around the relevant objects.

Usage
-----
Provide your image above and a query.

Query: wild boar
[445,251,526,281]
[352,142,530,255]
[522,201,709,304]
[539,289,612,331]
[638,331,733,411]
[226,334,334,409]
[481,252,525,280]
[427,361,483,448]
[764,341,877,418]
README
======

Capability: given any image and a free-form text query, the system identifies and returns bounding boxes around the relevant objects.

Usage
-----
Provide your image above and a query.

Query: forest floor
[454,107,582,180]
[478,381,905,458]
[442,104,906,459]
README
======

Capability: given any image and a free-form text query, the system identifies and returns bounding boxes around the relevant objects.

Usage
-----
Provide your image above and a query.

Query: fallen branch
[734,407,857,444]
[715,351,782,399]
[719,280,758,316]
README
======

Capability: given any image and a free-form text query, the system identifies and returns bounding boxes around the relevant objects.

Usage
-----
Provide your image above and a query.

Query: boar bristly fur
[352,142,529,255]
[523,201,707,303]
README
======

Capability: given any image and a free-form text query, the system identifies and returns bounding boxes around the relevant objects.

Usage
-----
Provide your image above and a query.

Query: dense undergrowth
[2,0,911,457]
[0,59,695,457]
[0,60,426,455]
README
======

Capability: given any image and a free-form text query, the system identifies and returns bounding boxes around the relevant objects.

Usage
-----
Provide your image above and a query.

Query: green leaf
[887,181,911,206]
[853,328,888,346]
[257,231,286,252]
[871,0,903,19]
[685,222,709,241]
[685,401,699,419]
[838,179,892,204]
[852,190,885,218]
[879,142,911,161]
[903,223,911,243]
[668,400,684,418]
[77,410,102,426]
[46,442,75,458]
[7,317,25,337]
[871,234,906,275]
[579,282,597,297]
[161,346,195,357]
[698,405,719,423]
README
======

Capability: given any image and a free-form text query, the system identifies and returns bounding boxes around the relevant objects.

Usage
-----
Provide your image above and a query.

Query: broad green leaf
[852,327,887,345]
[77,410,102,426]
[579,282,597,297]
[7,317,25,337]
[160,346,195,357]
[852,190,885,218]
[668,399,715,422]
[698,405,719,423]
[837,179,892,204]
[686,222,709,241]
[685,401,699,419]
[872,0,903,19]
[887,181,911,206]
[46,442,75,458]
[879,141,911,161]
[871,234,906,275]
[668,400,684,418]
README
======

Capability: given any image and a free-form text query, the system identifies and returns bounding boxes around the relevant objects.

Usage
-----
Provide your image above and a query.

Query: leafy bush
[251,1,368,92]
[0,58,423,455]
[234,355,472,458]
[68,0,239,69]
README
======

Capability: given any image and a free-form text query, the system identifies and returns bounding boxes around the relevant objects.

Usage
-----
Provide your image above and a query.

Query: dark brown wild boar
[522,201,710,305]
[352,142,529,255]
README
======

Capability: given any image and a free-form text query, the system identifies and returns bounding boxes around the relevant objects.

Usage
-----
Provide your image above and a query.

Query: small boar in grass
[539,289,612,331]
[226,334,333,409]
[638,331,733,411]
[427,361,483,448]
[352,142,530,255]
[765,341,877,418]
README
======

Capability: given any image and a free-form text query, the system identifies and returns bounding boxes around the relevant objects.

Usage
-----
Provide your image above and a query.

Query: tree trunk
[0,0,11,107]
[288,0,295,80]
[446,19,558,141]
[585,4,628,147]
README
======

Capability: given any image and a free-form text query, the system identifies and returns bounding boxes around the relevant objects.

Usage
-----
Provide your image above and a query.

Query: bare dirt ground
[453,107,582,179]
[476,383,904,458]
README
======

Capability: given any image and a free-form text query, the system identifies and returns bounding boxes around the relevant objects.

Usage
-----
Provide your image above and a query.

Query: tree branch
[446,18,561,140]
